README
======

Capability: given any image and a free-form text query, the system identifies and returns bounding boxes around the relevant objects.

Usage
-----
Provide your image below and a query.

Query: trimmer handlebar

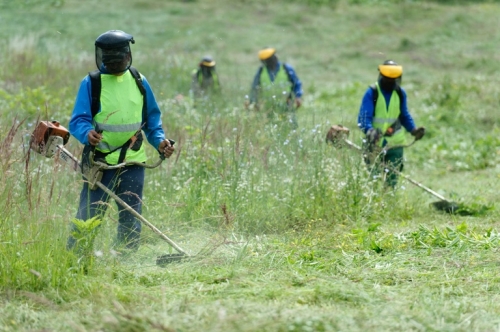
[93,138,174,170]
[93,158,163,170]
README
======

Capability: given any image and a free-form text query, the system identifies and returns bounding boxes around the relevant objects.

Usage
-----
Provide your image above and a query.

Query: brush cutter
[325,125,460,213]
[30,120,190,264]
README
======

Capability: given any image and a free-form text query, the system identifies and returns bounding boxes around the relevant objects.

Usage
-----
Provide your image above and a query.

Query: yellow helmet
[200,56,216,67]
[258,48,276,60]
[378,60,403,78]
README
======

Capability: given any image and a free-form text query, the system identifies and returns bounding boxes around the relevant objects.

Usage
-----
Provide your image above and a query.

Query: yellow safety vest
[94,71,147,164]
[373,83,406,147]
[259,65,291,101]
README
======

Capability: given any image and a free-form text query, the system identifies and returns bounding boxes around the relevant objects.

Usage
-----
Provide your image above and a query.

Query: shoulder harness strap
[89,70,101,119]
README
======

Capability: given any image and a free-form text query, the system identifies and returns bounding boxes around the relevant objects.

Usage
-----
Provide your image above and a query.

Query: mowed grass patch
[3,228,500,331]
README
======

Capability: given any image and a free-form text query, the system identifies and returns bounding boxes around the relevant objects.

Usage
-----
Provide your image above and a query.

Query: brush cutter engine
[325,124,350,146]
[30,121,70,158]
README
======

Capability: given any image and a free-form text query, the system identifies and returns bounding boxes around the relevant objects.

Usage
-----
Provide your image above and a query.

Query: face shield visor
[96,45,132,74]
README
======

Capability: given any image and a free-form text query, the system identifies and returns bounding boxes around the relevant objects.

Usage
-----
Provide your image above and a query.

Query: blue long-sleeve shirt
[69,72,166,150]
[357,85,416,134]
[249,61,303,103]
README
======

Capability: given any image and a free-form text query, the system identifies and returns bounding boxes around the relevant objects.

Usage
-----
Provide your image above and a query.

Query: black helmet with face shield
[95,30,134,74]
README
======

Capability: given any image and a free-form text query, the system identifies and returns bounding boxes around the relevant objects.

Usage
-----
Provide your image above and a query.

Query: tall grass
[0,47,421,292]
[0,40,497,291]
[0,120,83,291]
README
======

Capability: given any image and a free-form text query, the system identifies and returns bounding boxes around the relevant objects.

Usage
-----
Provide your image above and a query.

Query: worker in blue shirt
[248,47,303,129]
[67,30,175,252]
[357,60,425,188]
[70,64,167,152]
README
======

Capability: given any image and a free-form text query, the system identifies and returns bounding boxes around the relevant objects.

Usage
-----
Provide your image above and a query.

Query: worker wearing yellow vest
[190,56,220,99]
[357,60,425,188]
[248,47,303,129]
[67,30,175,251]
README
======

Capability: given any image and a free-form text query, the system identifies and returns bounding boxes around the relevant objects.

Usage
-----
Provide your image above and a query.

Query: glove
[295,97,302,108]
[411,127,425,140]
[366,128,382,145]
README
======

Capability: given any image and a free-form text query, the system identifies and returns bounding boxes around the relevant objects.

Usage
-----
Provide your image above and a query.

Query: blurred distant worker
[357,60,425,188]
[67,30,175,251]
[191,56,220,98]
[248,47,303,128]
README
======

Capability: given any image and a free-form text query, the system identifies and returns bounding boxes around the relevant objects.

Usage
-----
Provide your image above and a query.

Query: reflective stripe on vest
[373,82,406,147]
[259,65,290,100]
[94,71,147,164]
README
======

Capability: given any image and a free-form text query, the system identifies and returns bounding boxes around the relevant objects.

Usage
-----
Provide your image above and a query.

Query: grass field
[1,0,500,331]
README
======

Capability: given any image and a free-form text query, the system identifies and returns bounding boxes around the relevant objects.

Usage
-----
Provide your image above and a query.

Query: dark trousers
[67,165,145,250]
[365,146,404,189]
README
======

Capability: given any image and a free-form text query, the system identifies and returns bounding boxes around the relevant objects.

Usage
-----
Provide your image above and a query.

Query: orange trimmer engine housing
[30,120,70,157]
[325,124,350,146]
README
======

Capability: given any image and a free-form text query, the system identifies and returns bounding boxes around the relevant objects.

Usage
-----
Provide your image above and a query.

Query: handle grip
[159,139,176,160]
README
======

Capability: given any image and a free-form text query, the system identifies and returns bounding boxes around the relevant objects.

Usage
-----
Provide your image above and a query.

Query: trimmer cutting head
[431,200,491,216]
[431,200,460,214]
[156,253,188,266]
